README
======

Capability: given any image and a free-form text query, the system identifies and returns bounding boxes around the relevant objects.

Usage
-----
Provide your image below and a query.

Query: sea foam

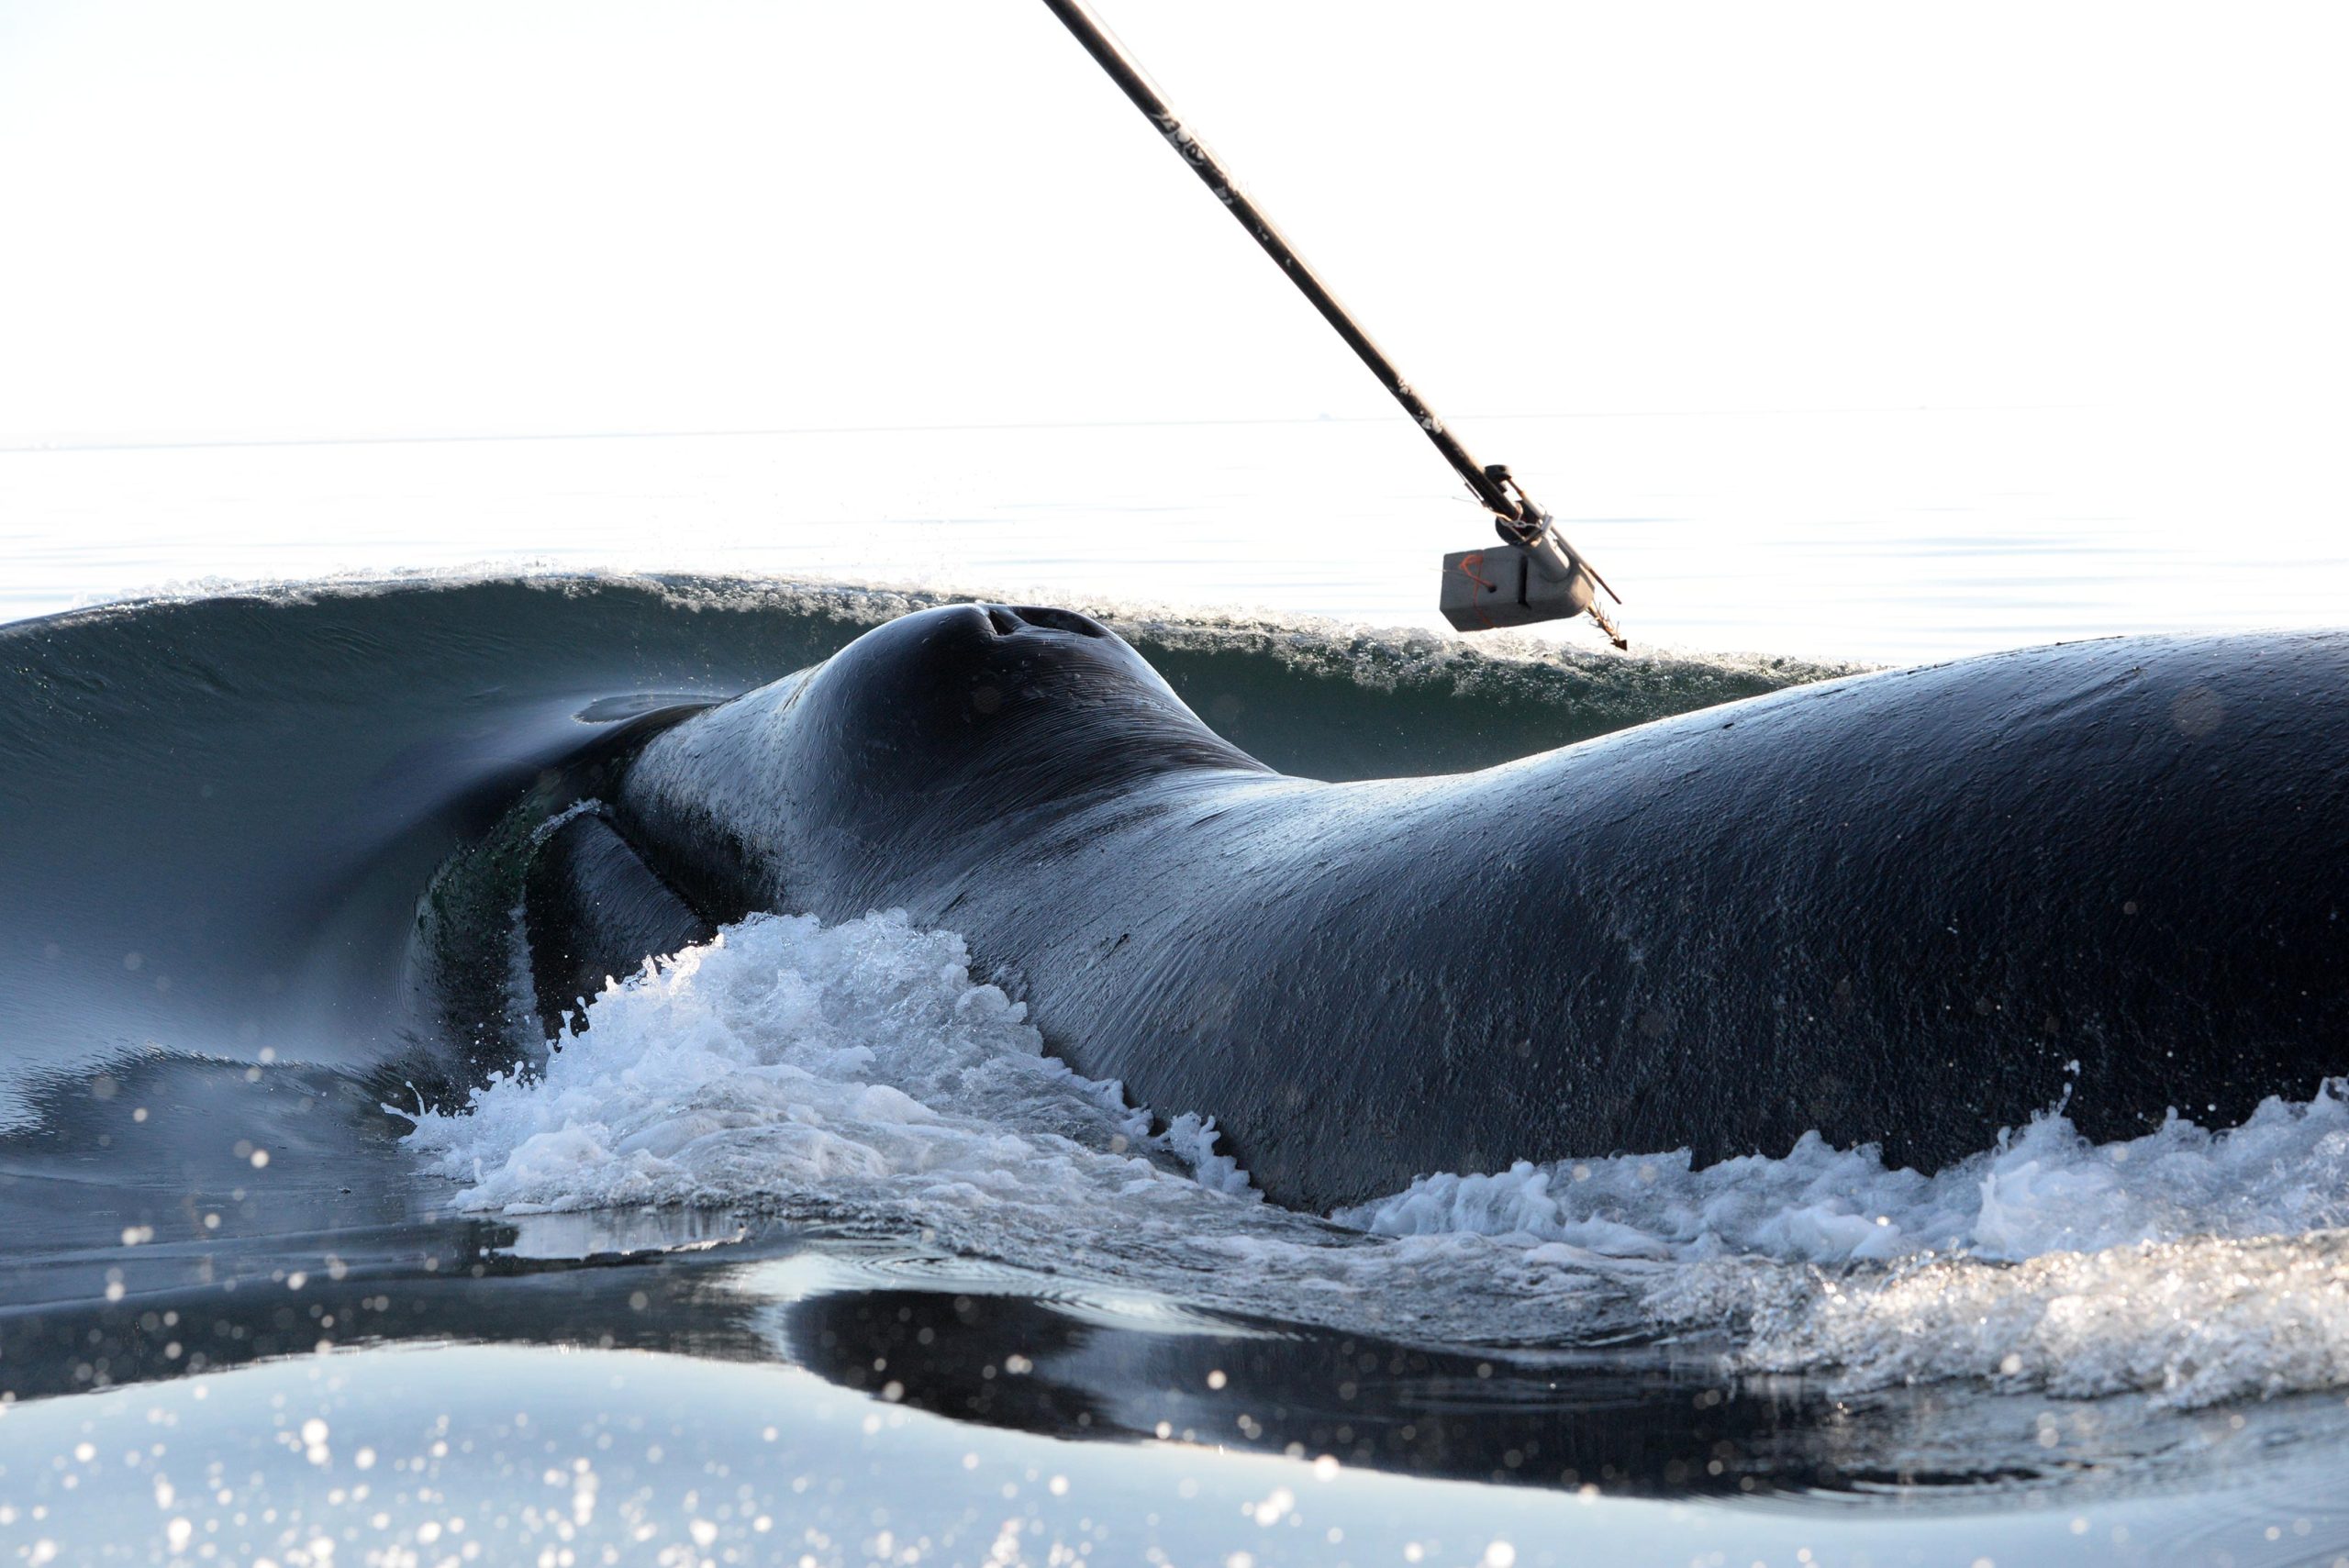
[403,910,2349,1409]
[402,911,1249,1221]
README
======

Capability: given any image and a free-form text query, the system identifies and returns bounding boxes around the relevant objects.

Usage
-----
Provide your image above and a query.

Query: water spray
[1040,0,1626,647]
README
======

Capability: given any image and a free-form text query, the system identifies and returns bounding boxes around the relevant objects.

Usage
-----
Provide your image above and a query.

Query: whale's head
[797,603,1261,793]
[621,605,1265,912]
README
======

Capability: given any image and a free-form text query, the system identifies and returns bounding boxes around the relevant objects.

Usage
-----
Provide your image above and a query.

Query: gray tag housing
[1440,544,1598,630]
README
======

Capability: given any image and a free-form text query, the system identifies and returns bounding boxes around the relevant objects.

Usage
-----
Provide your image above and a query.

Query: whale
[517,605,2349,1214]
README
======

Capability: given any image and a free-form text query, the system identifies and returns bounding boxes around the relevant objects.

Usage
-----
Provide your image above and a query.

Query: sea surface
[4,415,2347,1564]
[7,405,2348,662]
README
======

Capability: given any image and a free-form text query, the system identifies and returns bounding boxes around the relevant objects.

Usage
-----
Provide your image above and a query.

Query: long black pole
[1038,0,1528,524]
[1038,0,1625,644]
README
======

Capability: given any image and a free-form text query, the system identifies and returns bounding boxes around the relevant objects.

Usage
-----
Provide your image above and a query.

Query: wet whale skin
[600,606,2349,1213]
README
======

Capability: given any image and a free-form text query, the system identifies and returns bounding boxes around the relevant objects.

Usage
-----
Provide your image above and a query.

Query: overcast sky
[3,1,2343,446]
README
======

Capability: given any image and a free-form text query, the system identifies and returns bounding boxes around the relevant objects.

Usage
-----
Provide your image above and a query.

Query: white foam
[401,910,1256,1225]
[1728,1229,2349,1408]
[1340,1092,2349,1265]
[1349,1093,2349,1406]
[403,909,2349,1410]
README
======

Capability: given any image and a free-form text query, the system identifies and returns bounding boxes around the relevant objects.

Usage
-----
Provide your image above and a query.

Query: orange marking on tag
[1460,550,1498,629]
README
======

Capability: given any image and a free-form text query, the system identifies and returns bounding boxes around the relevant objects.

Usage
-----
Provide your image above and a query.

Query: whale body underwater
[506,606,2349,1213]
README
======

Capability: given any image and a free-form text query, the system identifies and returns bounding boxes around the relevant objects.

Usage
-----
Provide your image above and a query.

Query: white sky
[5,0,2345,448]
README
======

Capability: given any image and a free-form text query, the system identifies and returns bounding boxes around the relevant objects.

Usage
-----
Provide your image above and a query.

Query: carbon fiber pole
[1037,0,1625,644]
[1039,0,1517,518]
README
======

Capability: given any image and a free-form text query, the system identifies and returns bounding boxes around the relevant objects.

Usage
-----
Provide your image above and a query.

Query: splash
[400,910,1252,1220]
[402,909,2349,1409]
[1341,1091,2349,1264]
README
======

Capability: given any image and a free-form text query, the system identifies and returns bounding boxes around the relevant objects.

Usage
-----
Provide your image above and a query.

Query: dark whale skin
[524,810,714,1038]
[610,605,2349,1213]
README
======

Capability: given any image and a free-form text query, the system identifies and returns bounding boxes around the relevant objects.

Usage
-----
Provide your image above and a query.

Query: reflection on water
[5,406,2344,662]
[6,1227,2349,1566]
[11,1206,2349,1510]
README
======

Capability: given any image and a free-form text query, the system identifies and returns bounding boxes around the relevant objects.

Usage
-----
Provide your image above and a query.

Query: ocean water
[6,405,2347,662]
[4,416,2348,1563]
